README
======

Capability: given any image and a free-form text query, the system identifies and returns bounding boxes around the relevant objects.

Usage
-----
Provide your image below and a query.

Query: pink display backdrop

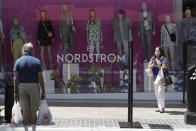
[2,0,173,91]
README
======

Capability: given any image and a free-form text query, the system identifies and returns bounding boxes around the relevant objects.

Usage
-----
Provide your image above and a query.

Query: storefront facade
[0,0,195,101]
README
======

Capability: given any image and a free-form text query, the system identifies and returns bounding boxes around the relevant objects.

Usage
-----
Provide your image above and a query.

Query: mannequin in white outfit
[161,15,176,71]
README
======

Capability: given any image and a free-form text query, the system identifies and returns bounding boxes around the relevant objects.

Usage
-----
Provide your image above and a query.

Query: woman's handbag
[43,22,53,38]
[169,33,176,42]
[165,24,176,42]
[164,74,173,86]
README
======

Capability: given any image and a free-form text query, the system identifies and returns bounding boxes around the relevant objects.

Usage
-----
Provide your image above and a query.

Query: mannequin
[10,18,26,64]
[161,15,176,71]
[86,9,102,60]
[0,20,4,64]
[60,4,76,57]
[113,9,132,65]
[182,9,196,42]
[37,10,54,70]
[138,2,155,62]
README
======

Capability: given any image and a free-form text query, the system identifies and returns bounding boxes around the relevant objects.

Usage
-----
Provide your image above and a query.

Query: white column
[63,63,79,84]
[144,62,154,92]
[42,70,55,93]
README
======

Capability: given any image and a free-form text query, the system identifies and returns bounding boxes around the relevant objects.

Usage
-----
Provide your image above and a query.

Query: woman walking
[148,46,169,113]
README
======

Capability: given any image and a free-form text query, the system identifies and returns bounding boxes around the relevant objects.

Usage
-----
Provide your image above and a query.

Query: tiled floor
[34,118,196,129]
[1,104,196,129]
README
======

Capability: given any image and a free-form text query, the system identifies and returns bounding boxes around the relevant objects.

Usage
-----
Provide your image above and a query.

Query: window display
[0,0,193,96]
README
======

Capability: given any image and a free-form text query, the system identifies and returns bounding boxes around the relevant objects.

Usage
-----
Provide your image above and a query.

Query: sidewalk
[1,100,196,130]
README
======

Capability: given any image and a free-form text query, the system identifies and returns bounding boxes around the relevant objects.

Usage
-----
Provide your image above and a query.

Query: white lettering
[87,45,95,52]
[57,54,64,63]
[89,54,93,63]
[108,54,116,63]
[94,54,99,62]
[82,54,88,62]
[56,53,124,63]
[75,54,81,63]
[101,54,107,63]
[65,54,74,63]
[117,55,125,62]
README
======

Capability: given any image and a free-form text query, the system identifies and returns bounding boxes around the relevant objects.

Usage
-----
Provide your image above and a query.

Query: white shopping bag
[37,100,52,124]
[11,101,23,125]
[145,68,153,77]
[154,68,165,86]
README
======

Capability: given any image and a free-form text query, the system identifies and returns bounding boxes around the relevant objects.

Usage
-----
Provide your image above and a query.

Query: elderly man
[13,43,46,131]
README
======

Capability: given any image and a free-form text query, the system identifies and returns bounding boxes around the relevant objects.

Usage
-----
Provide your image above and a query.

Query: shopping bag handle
[14,100,19,103]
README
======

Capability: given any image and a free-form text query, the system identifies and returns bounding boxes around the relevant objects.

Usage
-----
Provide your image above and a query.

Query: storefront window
[0,0,195,96]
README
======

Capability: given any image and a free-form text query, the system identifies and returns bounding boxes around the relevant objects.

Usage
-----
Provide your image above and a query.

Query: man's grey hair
[22,43,34,55]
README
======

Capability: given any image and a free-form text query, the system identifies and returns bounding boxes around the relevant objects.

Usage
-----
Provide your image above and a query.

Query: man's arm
[14,71,19,100]
[38,72,46,99]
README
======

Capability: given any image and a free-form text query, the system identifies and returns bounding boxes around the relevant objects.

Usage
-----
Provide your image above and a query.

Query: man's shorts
[18,83,40,112]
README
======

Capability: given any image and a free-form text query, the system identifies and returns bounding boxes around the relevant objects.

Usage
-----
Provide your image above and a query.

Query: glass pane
[1,0,194,97]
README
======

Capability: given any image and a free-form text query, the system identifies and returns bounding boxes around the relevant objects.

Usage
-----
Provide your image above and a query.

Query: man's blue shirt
[13,55,42,83]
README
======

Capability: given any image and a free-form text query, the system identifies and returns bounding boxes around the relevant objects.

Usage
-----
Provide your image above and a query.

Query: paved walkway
[0,100,196,130]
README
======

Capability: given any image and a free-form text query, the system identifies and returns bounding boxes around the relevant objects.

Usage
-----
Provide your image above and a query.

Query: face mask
[155,51,160,56]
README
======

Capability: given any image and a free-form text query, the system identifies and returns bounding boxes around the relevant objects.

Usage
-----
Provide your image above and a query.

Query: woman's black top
[37,20,54,46]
